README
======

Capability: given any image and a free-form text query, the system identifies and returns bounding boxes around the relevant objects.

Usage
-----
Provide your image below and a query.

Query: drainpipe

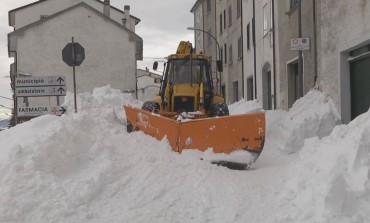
[253,0,257,99]
[313,0,318,86]
[298,0,304,96]
[241,0,245,99]
[103,0,110,18]
[272,0,277,109]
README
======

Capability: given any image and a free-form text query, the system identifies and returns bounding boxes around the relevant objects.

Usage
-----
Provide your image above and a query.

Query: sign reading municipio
[16,76,66,87]
[18,106,66,117]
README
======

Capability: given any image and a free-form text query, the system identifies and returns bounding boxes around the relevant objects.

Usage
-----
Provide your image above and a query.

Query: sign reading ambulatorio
[15,76,66,97]
[17,106,66,117]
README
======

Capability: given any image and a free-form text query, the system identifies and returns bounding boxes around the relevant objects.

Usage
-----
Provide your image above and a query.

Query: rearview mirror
[153,62,158,70]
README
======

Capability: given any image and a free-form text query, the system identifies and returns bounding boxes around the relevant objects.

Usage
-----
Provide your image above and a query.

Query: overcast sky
[0,0,195,116]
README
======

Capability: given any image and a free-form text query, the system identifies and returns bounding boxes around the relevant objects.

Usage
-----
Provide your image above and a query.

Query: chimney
[103,0,110,18]
[122,5,131,29]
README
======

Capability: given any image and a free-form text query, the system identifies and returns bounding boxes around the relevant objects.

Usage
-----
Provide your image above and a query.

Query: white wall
[13,4,138,107]
[137,69,161,101]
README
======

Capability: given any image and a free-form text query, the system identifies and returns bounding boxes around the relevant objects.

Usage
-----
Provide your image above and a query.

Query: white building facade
[8,0,143,122]
[137,69,161,102]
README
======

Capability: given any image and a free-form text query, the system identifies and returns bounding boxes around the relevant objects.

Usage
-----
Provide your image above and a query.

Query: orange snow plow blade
[124,105,265,169]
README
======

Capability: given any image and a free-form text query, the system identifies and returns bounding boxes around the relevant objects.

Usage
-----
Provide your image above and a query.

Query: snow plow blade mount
[124,105,265,168]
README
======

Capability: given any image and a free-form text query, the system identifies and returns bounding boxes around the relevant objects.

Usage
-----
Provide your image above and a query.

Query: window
[247,77,254,100]
[263,2,271,36]
[224,43,227,65]
[233,81,239,102]
[224,10,226,30]
[229,44,233,65]
[247,23,251,50]
[207,0,211,12]
[228,6,232,27]
[238,37,242,59]
[290,0,298,10]
[207,28,212,46]
[237,0,241,18]
[220,48,223,65]
[40,15,48,20]
[219,14,223,34]
[263,3,268,35]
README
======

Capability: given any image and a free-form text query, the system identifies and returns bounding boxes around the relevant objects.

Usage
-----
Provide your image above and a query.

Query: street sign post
[62,37,85,113]
[17,106,66,117]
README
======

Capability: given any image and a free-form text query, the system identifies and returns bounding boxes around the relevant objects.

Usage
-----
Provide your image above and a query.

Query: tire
[142,101,160,113]
[127,121,133,133]
[210,103,229,117]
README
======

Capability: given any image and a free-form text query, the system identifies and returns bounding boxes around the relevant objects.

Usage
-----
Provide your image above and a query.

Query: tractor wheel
[142,101,160,113]
[210,103,229,117]
[127,121,133,133]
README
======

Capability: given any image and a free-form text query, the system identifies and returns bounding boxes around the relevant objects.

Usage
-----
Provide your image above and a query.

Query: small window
[238,37,242,59]
[237,0,241,18]
[263,3,271,36]
[228,6,232,27]
[247,23,251,50]
[247,77,254,100]
[40,15,48,20]
[207,0,211,12]
[290,0,298,10]
[224,10,226,30]
[219,14,223,34]
[263,4,268,35]
[228,44,233,65]
[233,81,239,102]
[220,48,223,64]
[224,43,227,65]
[207,29,212,46]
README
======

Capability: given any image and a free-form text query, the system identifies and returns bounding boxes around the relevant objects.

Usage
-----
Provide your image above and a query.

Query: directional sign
[16,76,66,87]
[290,38,310,50]
[17,106,67,117]
[16,86,66,97]
[62,42,85,66]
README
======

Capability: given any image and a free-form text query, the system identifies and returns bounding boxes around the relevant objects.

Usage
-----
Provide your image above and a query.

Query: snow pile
[228,98,263,115]
[267,90,341,153]
[278,110,370,222]
[1,85,369,223]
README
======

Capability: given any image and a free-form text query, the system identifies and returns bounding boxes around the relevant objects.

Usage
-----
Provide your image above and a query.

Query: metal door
[350,56,370,119]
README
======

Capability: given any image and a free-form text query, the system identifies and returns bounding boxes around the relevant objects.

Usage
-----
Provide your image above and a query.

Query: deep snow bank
[267,90,341,153]
[0,85,369,223]
[279,109,370,223]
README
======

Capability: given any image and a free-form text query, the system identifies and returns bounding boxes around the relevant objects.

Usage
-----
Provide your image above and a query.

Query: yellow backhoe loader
[124,41,265,170]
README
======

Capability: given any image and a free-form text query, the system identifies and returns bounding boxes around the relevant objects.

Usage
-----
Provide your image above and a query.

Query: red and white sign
[290,38,310,50]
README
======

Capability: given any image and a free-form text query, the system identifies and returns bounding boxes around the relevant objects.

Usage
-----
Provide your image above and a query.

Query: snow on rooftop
[0,85,369,222]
